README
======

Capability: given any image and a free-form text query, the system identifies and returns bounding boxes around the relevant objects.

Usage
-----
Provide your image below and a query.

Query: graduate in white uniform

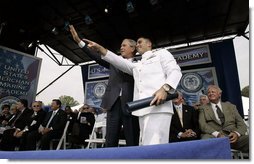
[69,25,182,145]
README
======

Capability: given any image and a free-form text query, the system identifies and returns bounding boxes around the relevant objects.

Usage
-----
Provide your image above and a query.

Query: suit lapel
[221,102,227,112]
[221,102,228,123]
[205,104,221,125]
[182,105,188,127]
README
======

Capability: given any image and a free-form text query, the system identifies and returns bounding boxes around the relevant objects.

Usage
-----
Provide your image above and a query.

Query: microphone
[126,92,178,113]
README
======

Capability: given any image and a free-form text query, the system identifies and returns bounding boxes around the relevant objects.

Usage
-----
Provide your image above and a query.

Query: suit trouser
[105,97,140,147]
[201,134,249,153]
[231,135,249,153]
[40,131,62,150]
[25,130,62,150]
[139,113,172,145]
[0,128,19,151]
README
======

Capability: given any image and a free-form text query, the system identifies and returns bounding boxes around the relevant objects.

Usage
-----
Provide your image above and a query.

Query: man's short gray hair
[124,39,136,48]
[207,85,222,93]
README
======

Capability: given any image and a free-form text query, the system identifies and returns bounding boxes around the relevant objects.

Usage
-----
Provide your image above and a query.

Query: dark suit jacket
[13,108,33,130]
[42,109,67,134]
[26,109,47,132]
[0,108,32,150]
[169,104,200,142]
[199,101,247,139]
[77,112,95,135]
[81,46,134,115]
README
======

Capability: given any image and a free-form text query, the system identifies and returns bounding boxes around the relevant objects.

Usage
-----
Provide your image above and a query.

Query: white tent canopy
[71,104,84,112]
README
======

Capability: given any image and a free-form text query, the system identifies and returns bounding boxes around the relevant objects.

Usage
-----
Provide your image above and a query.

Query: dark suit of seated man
[25,99,67,150]
[69,105,95,148]
[169,92,200,142]
[16,101,47,150]
[0,99,32,151]
[199,85,249,153]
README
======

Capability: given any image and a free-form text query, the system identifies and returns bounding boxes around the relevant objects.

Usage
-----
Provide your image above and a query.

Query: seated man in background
[193,94,209,110]
[199,95,209,105]
[199,85,249,153]
[1,104,19,127]
[16,101,47,150]
[0,99,32,150]
[169,91,200,142]
[0,104,12,139]
[64,105,76,134]
[25,99,67,150]
[0,104,11,126]
[69,105,95,148]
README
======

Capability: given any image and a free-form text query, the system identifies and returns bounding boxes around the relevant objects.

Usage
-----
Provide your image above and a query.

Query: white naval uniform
[102,49,182,145]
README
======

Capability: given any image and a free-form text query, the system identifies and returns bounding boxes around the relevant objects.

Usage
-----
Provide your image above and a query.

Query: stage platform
[0,138,232,159]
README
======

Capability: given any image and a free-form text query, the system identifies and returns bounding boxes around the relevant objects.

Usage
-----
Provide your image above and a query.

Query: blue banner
[0,46,41,107]
[88,64,109,79]
[170,45,211,67]
[177,67,218,106]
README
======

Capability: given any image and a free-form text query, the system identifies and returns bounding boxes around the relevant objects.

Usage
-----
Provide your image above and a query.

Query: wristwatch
[162,84,175,94]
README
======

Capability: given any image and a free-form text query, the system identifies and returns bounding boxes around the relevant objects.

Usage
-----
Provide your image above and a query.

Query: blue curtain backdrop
[209,39,244,117]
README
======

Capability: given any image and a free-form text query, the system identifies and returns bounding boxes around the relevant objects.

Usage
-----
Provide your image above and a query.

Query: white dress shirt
[174,104,183,127]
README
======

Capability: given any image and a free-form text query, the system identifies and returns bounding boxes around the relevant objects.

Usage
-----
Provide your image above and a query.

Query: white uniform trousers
[139,113,172,145]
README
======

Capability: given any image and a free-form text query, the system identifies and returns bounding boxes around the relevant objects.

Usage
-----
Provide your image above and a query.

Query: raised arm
[69,25,109,68]
[70,25,135,75]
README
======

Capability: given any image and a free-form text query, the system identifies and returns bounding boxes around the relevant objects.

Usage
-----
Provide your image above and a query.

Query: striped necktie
[216,105,225,125]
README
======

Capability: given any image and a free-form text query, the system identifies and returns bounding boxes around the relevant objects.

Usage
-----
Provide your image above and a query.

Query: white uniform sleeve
[102,50,135,75]
[158,49,182,89]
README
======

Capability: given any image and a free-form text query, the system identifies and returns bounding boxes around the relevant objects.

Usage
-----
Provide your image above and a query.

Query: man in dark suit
[169,92,200,142]
[69,25,139,147]
[69,105,95,148]
[199,85,249,153]
[0,99,32,150]
[16,101,47,150]
[26,99,67,150]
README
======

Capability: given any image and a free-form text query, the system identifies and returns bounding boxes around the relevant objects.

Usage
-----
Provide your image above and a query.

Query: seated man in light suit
[199,85,249,153]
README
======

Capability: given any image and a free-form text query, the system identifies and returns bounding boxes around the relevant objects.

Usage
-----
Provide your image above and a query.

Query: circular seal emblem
[93,82,107,99]
[0,96,19,109]
[180,73,203,93]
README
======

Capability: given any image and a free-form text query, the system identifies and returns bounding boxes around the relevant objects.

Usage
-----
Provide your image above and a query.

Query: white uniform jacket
[102,49,182,116]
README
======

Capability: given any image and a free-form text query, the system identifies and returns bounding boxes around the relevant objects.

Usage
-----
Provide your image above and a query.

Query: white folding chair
[49,120,70,150]
[85,119,106,149]
[231,149,249,159]
[85,119,127,148]
[56,120,70,150]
